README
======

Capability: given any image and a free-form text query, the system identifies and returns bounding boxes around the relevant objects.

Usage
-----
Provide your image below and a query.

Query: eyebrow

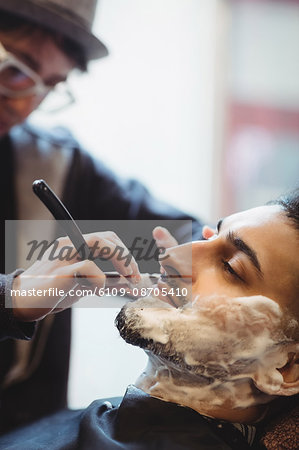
[217,219,263,278]
[229,231,263,277]
[6,45,68,85]
[6,45,41,72]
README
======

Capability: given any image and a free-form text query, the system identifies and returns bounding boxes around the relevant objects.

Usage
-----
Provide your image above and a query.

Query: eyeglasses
[0,42,75,112]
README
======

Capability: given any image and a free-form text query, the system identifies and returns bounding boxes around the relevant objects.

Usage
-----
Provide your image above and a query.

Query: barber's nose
[160,242,192,283]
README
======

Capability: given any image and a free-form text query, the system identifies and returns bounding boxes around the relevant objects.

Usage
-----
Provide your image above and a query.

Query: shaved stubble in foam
[116,295,297,410]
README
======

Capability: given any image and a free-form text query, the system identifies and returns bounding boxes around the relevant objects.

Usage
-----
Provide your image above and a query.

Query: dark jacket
[0,386,252,450]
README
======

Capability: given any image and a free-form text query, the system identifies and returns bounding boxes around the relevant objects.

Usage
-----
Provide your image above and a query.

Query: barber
[0,0,202,434]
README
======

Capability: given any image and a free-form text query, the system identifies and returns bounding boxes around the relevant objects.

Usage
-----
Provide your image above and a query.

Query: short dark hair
[0,11,87,71]
[273,188,299,231]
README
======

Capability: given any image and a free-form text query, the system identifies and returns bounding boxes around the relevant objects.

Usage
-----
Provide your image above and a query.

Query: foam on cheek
[128,295,292,409]
[132,295,285,363]
[183,296,285,364]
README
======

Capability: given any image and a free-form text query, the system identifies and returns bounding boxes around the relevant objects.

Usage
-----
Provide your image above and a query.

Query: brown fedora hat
[0,0,108,60]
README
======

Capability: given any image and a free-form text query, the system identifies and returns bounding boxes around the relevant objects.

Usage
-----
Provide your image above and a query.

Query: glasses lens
[0,62,35,92]
[39,83,75,113]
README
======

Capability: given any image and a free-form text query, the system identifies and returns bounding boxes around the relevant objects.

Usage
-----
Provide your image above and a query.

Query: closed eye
[222,260,245,283]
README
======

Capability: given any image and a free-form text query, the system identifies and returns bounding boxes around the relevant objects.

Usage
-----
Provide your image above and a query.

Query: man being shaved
[1,190,298,449]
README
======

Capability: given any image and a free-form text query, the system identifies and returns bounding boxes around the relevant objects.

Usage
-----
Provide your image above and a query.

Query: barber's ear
[253,350,299,397]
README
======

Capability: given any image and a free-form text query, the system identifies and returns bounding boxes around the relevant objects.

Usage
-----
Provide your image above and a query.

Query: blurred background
[30,0,299,407]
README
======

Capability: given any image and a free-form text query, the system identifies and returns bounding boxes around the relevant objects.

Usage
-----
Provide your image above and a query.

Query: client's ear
[276,352,299,396]
[252,348,299,396]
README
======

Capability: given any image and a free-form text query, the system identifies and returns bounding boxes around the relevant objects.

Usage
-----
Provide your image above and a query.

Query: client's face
[168,204,298,308]
[116,205,299,397]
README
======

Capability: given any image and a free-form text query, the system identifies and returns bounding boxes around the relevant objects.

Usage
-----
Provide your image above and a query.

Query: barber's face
[0,31,74,136]
[116,205,299,387]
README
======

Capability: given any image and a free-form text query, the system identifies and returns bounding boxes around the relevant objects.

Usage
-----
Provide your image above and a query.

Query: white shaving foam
[123,294,296,412]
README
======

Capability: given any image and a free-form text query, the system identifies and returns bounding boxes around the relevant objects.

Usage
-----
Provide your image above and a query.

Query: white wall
[30,0,221,408]
[231,0,299,109]
[68,306,147,407]
[32,0,220,222]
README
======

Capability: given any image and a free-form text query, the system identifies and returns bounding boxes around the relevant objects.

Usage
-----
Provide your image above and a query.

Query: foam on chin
[117,294,295,410]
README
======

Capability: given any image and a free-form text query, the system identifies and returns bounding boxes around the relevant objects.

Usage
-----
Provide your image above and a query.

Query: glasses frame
[0,42,75,111]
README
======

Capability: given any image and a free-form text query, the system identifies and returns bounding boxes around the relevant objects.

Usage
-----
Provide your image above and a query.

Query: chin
[115,296,169,343]
[115,302,150,348]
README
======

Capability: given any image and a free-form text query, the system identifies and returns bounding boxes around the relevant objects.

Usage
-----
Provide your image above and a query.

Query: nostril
[160,271,169,281]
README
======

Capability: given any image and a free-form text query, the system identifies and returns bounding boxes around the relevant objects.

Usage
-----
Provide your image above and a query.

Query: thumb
[152,226,178,249]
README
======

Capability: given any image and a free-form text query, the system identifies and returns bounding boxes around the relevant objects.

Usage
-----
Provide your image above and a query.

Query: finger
[51,261,106,310]
[58,259,106,289]
[102,234,141,280]
[152,226,178,249]
[42,232,141,279]
[83,232,141,280]
[42,233,138,277]
[42,237,79,265]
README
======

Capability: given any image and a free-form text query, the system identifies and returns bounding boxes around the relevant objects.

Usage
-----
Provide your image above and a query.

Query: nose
[160,239,218,283]
[190,238,222,284]
[160,242,193,283]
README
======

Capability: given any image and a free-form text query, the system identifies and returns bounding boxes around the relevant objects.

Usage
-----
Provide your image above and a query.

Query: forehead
[223,205,283,229]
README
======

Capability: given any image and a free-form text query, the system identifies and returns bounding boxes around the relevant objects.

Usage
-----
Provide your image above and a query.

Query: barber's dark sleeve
[0,270,36,341]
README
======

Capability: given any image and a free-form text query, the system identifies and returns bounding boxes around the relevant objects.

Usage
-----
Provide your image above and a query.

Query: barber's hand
[12,232,140,322]
[152,226,178,250]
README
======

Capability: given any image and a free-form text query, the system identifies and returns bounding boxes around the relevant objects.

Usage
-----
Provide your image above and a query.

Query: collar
[110,385,254,449]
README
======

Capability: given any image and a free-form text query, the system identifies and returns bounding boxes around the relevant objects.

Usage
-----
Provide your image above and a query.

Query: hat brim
[0,0,108,60]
